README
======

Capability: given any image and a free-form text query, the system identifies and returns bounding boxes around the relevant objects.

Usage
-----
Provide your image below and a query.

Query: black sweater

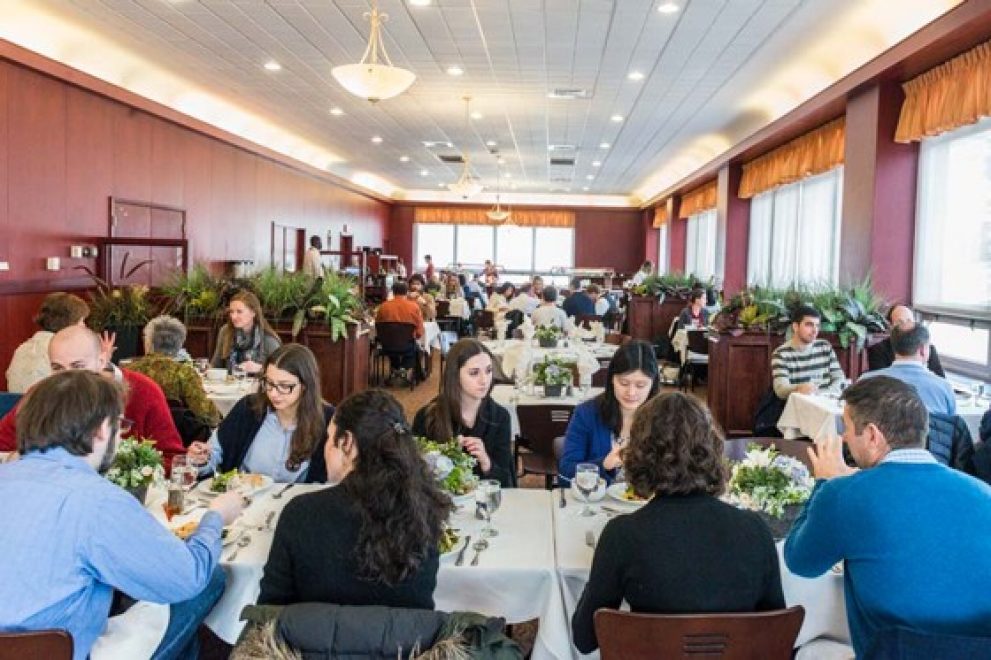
[412,396,515,487]
[258,484,439,608]
[572,494,786,654]
[867,339,945,377]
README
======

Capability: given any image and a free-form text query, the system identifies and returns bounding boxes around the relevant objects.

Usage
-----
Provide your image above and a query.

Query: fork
[226,534,251,562]
[272,483,295,499]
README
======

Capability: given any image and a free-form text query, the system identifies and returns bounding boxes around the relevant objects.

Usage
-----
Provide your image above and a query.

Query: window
[685,209,717,279]
[657,224,669,275]
[747,168,843,287]
[413,223,574,277]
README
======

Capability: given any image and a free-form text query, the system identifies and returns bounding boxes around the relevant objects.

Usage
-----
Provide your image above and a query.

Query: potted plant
[417,437,478,502]
[533,355,574,397]
[726,444,814,539]
[76,253,153,362]
[160,264,226,325]
[306,271,366,341]
[535,324,562,348]
[105,438,165,505]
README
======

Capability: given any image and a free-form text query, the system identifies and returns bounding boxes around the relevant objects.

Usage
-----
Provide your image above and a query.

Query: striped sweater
[771,339,844,399]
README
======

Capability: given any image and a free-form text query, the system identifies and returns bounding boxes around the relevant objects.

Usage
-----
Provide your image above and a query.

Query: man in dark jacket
[927,411,975,474]
[562,278,595,318]
[866,305,945,376]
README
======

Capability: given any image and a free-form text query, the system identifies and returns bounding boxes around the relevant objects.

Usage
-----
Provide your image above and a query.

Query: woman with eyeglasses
[188,344,334,483]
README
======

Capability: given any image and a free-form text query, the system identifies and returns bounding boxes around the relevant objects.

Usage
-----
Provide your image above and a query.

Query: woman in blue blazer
[559,340,661,483]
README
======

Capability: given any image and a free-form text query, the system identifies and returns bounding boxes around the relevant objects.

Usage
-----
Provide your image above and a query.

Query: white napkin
[574,345,603,380]
[502,344,533,380]
[520,317,535,340]
[91,601,169,660]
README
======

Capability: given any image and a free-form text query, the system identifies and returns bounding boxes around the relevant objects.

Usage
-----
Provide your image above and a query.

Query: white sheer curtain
[746,168,843,287]
[685,209,717,279]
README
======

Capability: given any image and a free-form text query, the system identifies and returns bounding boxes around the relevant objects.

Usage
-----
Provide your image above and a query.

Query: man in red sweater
[0,326,185,470]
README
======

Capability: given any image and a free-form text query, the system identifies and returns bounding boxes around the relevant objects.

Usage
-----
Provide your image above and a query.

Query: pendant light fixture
[487,162,511,223]
[331,0,415,103]
[448,96,484,199]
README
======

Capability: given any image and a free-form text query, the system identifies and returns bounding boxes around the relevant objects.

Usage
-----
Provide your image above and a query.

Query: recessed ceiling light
[263,60,282,71]
[504,173,513,178]
[610,114,624,122]
[486,140,497,147]
[583,186,590,191]
[592,160,602,167]
[410,0,432,6]
[586,174,595,180]
[420,169,430,176]
[470,111,483,120]
[446,65,464,76]
[510,184,518,190]
[329,106,344,116]
[627,71,645,81]
[371,135,383,144]
[657,2,679,13]
[399,155,410,162]
[438,182,446,187]
[600,142,610,149]
[497,157,505,165]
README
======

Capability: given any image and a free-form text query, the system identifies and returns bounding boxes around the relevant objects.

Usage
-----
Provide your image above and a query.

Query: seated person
[508,283,540,316]
[486,282,515,314]
[413,339,514,487]
[771,305,844,401]
[678,288,709,329]
[531,275,545,299]
[628,260,653,286]
[129,316,221,429]
[859,324,955,415]
[188,344,334,483]
[867,304,945,376]
[259,389,450,607]
[211,291,282,375]
[464,274,488,309]
[785,376,991,656]
[587,284,610,317]
[572,392,784,653]
[0,326,185,470]
[407,274,436,321]
[376,281,425,339]
[531,287,572,330]
[442,273,463,300]
[5,292,89,393]
[562,278,595,318]
[559,340,659,483]
[0,370,242,660]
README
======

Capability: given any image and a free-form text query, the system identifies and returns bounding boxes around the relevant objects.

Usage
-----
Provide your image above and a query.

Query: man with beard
[0,370,243,660]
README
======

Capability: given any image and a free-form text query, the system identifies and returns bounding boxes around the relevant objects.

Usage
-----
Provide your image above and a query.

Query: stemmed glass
[575,463,599,517]
[476,479,502,538]
[171,455,198,492]
[194,358,209,377]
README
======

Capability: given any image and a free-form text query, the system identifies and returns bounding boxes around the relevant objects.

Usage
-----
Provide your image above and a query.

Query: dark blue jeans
[151,566,226,660]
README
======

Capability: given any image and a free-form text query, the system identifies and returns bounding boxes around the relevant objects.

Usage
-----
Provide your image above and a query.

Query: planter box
[299,322,370,406]
[627,295,686,342]
[184,318,219,361]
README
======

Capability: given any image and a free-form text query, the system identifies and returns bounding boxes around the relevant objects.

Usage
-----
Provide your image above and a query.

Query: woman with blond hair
[211,290,281,375]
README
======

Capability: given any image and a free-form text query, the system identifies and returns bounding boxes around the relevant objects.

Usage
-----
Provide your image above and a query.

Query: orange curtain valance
[738,117,845,199]
[895,40,991,143]
[652,205,669,228]
[679,182,717,218]
[413,207,574,227]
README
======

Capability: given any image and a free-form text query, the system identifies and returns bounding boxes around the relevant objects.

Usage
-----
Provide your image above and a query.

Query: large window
[413,223,574,277]
[685,209,718,279]
[914,118,991,378]
[656,224,669,275]
[747,168,843,287]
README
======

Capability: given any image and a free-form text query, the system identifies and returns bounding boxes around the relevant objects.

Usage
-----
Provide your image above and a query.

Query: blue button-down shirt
[859,360,956,416]
[0,448,223,660]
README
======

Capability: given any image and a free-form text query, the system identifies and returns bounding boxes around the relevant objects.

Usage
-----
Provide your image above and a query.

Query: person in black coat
[188,344,333,483]
[867,305,945,376]
[572,392,785,654]
[259,389,452,608]
[412,338,514,487]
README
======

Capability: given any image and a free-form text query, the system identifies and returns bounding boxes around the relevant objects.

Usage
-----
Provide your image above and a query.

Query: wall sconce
[69,245,99,258]
[46,257,61,271]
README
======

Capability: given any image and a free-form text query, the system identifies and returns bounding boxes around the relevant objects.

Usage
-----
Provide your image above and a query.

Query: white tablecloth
[444,298,471,320]
[483,340,615,382]
[202,379,255,417]
[491,384,603,438]
[420,320,442,354]
[551,489,849,659]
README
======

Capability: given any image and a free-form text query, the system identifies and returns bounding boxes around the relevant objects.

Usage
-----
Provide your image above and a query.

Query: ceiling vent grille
[548,88,590,99]
[549,157,576,167]
[437,153,465,164]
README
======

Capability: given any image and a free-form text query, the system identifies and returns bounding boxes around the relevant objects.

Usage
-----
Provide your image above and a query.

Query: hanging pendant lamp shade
[448,97,484,199]
[487,162,511,222]
[331,2,415,102]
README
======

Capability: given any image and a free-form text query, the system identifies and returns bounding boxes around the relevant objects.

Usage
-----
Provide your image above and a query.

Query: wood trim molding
[0,277,93,296]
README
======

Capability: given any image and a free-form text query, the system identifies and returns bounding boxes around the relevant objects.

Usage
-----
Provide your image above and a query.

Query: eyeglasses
[118,417,134,436]
[259,377,299,395]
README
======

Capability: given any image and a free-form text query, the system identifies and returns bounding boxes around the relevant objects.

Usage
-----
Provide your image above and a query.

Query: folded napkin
[502,343,534,380]
[520,317,535,340]
[91,601,169,660]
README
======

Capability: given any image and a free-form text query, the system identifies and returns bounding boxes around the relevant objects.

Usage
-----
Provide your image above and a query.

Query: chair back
[603,333,630,346]
[594,606,804,660]
[0,392,22,419]
[375,322,417,354]
[436,299,451,318]
[724,437,814,472]
[516,404,573,459]
[687,329,710,355]
[575,314,603,330]
[474,309,495,330]
[0,629,73,660]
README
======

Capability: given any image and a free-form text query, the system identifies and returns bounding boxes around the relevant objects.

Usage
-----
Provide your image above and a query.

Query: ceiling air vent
[548,88,591,100]
[422,140,454,149]
[550,176,572,183]
[548,144,577,152]
[549,157,576,167]
[437,153,465,164]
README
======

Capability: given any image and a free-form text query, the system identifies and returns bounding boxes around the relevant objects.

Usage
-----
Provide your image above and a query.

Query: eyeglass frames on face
[259,378,299,395]
[118,417,134,435]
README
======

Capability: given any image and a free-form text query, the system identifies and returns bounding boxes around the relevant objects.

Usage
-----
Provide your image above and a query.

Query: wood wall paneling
[668,216,687,273]
[0,62,8,275]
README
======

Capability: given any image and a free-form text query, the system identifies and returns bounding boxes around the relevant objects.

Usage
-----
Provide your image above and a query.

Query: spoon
[470,538,489,566]
[226,534,251,562]
[454,535,472,566]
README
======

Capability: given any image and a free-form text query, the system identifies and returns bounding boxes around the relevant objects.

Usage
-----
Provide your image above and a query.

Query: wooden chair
[603,333,630,346]
[575,314,603,330]
[680,329,710,392]
[515,404,573,489]
[724,437,814,472]
[594,606,805,660]
[473,309,495,337]
[374,322,420,390]
[0,629,73,660]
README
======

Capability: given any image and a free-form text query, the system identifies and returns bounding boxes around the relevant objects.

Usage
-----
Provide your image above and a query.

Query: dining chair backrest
[575,314,603,330]
[0,629,73,660]
[594,606,805,660]
[686,329,710,355]
[516,404,573,457]
[723,437,814,472]
[603,333,630,346]
[0,392,22,419]
[375,322,417,354]
[436,299,451,318]
[474,309,495,330]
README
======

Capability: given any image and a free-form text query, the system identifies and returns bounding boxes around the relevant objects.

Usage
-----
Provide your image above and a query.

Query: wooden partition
[627,295,686,342]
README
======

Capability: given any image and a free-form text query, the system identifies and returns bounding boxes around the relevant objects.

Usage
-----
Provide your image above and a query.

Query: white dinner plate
[440,532,464,560]
[606,483,648,508]
[198,473,273,498]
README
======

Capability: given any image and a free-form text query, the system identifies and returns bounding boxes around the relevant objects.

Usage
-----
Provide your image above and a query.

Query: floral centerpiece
[727,444,814,538]
[417,437,478,500]
[533,355,574,397]
[535,324,562,348]
[105,438,165,504]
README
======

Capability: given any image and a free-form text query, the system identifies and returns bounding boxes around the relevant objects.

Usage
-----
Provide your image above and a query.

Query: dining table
[201,377,255,417]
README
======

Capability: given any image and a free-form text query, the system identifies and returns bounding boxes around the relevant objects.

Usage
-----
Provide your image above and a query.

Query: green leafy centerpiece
[727,444,814,539]
[417,437,478,501]
[105,438,164,504]
[533,355,574,397]
[535,324,562,348]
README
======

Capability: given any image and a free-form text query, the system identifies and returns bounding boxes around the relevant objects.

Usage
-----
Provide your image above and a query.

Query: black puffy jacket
[927,412,975,474]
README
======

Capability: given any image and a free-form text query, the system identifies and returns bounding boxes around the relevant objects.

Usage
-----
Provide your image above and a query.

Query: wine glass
[232,364,246,386]
[575,463,599,517]
[476,479,501,538]
[171,455,198,492]
[194,358,209,377]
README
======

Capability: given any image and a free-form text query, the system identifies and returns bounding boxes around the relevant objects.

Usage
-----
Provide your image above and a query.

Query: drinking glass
[476,479,501,538]
[232,364,246,385]
[194,358,209,376]
[575,463,599,517]
[171,455,198,491]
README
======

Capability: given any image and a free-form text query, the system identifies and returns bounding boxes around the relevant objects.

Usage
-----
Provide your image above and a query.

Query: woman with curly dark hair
[571,392,785,654]
[258,389,451,608]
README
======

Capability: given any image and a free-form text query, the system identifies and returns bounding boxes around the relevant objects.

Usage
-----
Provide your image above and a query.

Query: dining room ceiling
[22,0,961,203]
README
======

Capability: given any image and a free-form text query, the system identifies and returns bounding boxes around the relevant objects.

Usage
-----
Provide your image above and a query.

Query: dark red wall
[719,164,751,296]
[0,58,390,389]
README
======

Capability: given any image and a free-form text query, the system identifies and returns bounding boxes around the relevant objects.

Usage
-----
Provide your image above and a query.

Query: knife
[454,535,472,566]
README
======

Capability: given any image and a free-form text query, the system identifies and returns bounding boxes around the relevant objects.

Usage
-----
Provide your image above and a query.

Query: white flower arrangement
[105,438,165,490]
[727,444,814,518]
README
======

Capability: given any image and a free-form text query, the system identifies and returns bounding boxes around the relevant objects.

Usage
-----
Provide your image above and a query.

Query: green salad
[210,468,239,493]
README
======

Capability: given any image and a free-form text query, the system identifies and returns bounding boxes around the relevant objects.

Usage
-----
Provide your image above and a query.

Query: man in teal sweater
[785,376,991,656]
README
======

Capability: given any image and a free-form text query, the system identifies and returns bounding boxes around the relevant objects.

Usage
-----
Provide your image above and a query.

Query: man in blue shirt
[785,377,991,656]
[0,370,244,660]
[562,278,596,318]
[858,324,955,415]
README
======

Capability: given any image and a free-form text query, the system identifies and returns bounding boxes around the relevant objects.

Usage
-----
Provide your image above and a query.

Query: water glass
[171,455,197,491]
[476,479,501,538]
[194,358,209,376]
[232,364,246,384]
[575,463,599,517]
